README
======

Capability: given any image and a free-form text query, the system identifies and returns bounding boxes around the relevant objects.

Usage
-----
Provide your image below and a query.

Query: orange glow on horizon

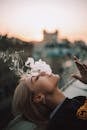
[0,0,87,43]
[1,28,87,43]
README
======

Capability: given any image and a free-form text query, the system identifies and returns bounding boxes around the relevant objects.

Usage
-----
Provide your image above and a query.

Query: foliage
[0,54,20,100]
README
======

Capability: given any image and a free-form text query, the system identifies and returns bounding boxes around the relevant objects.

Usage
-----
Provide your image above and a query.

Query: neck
[45,88,66,110]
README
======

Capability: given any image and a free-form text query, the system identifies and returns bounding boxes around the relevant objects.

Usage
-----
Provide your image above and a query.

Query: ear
[33,93,45,104]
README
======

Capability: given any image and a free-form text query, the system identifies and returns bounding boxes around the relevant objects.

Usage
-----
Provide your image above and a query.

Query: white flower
[25,58,52,76]
[25,57,34,68]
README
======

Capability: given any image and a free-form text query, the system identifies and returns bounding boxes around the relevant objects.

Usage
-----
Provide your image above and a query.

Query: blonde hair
[12,75,50,126]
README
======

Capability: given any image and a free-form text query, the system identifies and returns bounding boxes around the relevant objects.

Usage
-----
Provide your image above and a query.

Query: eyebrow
[31,76,33,83]
[31,75,39,84]
[31,76,36,84]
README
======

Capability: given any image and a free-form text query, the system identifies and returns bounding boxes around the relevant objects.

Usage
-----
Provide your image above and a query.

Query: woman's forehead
[21,72,47,83]
[22,75,32,89]
[21,74,31,80]
[20,74,32,85]
[26,75,32,82]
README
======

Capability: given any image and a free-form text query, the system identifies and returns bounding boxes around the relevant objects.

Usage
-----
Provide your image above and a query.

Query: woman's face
[27,72,60,94]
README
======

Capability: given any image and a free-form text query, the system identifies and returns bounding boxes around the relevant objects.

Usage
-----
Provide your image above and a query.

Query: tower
[43,30,58,43]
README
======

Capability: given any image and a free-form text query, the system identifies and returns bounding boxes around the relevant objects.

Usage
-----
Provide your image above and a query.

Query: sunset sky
[0,0,87,43]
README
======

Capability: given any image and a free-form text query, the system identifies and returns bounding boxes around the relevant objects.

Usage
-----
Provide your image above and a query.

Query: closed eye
[31,75,40,83]
[35,75,39,81]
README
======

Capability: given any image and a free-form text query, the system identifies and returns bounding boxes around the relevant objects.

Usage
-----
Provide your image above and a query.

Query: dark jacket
[47,96,87,130]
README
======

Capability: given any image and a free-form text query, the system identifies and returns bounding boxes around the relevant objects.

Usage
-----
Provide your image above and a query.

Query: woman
[6,57,87,130]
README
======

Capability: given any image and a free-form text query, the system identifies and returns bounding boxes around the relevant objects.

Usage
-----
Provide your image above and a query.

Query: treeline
[0,34,34,130]
[0,34,33,51]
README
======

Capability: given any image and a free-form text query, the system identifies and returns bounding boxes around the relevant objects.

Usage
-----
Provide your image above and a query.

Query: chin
[53,74,60,81]
[55,74,60,79]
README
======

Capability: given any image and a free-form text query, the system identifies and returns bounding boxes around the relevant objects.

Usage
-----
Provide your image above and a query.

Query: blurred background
[0,0,87,129]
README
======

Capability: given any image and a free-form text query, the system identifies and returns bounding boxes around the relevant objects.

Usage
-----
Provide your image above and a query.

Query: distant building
[43,30,58,44]
[33,30,72,59]
[33,30,59,59]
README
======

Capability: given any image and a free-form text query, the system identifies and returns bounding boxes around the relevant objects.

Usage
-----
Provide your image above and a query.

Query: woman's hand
[72,56,87,84]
